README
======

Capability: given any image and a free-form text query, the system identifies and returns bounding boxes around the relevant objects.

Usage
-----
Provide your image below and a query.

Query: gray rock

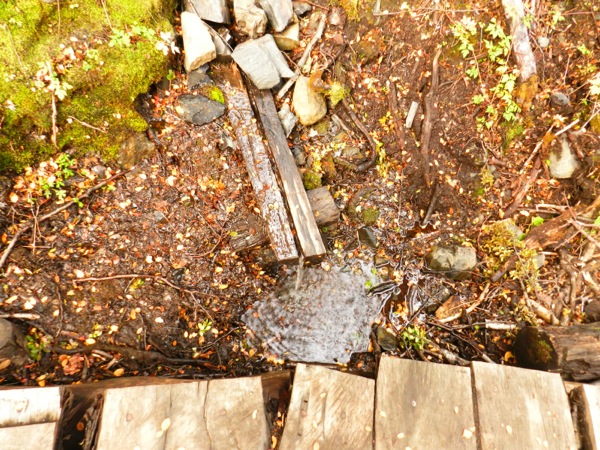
[234,0,268,39]
[232,34,294,89]
[176,94,226,126]
[549,137,580,179]
[426,245,477,280]
[188,69,214,90]
[538,36,550,48]
[274,22,300,51]
[181,12,217,72]
[550,92,570,107]
[259,0,294,32]
[207,26,233,60]
[292,1,312,16]
[91,164,107,178]
[292,75,327,125]
[291,146,306,166]
[118,133,156,169]
[358,227,378,249]
[277,102,298,136]
[185,0,231,24]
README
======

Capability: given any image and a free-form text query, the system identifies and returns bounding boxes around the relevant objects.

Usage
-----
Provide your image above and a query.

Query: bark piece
[514,324,600,381]
[181,12,217,72]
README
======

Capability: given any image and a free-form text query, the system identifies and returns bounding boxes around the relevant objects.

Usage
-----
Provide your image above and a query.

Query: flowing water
[243,263,383,363]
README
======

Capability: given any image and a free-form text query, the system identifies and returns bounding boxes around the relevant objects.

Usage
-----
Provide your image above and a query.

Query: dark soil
[1,1,599,386]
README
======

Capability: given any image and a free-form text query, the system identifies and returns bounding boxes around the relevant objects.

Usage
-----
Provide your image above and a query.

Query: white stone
[234,0,268,39]
[181,12,217,72]
[258,0,294,32]
[185,0,231,24]
[292,76,327,126]
[549,137,580,179]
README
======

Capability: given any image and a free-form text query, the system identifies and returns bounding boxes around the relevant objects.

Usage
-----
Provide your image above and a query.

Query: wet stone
[426,245,477,280]
[188,69,214,90]
[358,227,378,249]
[176,94,226,126]
[243,265,382,363]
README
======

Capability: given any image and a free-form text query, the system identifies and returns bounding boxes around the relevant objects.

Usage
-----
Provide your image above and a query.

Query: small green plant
[26,329,50,362]
[325,82,349,107]
[198,319,213,336]
[206,86,225,104]
[400,325,428,351]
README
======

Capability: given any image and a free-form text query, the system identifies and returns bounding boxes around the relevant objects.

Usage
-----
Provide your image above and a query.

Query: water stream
[243,263,383,364]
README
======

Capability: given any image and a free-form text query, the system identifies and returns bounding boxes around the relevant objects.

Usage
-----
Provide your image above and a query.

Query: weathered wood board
[472,361,577,449]
[572,383,600,449]
[0,386,61,427]
[375,355,476,450]
[280,363,374,450]
[0,421,57,450]
[214,62,298,262]
[247,84,326,260]
[93,376,270,450]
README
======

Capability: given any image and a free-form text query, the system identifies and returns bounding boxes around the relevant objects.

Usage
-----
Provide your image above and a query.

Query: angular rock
[118,133,156,169]
[426,245,477,280]
[232,34,294,89]
[277,102,298,136]
[258,0,294,32]
[358,227,378,249]
[181,12,217,72]
[185,0,231,24]
[274,22,300,51]
[292,1,312,16]
[188,69,214,90]
[176,94,226,126]
[292,75,327,126]
[234,0,268,39]
[549,137,579,179]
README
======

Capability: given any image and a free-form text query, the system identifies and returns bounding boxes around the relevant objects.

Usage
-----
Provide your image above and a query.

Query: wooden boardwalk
[1,355,597,449]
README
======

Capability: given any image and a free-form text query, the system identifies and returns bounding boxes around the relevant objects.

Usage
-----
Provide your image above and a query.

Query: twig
[387,80,406,153]
[276,13,327,99]
[438,282,491,323]
[67,116,108,133]
[0,170,129,270]
[420,48,442,187]
[422,182,441,226]
[0,313,41,320]
[337,98,378,172]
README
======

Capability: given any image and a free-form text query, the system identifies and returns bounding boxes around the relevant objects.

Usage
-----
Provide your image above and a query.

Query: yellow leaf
[113,368,125,377]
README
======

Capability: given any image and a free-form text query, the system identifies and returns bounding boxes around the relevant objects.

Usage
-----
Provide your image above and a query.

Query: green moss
[0,0,175,172]
[360,207,380,226]
[503,121,525,150]
[205,86,225,104]
[302,170,322,190]
[325,82,349,108]
[591,114,600,135]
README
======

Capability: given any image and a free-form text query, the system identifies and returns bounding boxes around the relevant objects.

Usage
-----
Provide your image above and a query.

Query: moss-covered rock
[302,169,322,190]
[0,0,176,172]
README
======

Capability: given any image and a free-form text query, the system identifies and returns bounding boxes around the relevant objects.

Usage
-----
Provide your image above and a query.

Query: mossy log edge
[514,324,600,381]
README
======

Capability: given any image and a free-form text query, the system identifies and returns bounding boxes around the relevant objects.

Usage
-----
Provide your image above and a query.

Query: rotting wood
[280,363,374,450]
[231,187,339,252]
[214,62,298,262]
[514,324,600,381]
[375,355,476,450]
[571,383,600,449]
[246,84,326,260]
[471,361,577,449]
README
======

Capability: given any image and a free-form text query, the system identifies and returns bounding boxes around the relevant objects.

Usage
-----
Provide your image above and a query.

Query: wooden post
[514,324,600,381]
[213,62,298,262]
[246,84,327,260]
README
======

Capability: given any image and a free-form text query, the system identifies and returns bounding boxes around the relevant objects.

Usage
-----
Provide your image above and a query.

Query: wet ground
[1,0,599,386]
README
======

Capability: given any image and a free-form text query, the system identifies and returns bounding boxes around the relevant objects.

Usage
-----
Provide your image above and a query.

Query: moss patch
[302,169,322,190]
[0,0,175,172]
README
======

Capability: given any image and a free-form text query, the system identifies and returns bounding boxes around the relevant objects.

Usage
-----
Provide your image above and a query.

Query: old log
[246,83,326,260]
[231,186,338,253]
[213,62,298,262]
[514,324,600,381]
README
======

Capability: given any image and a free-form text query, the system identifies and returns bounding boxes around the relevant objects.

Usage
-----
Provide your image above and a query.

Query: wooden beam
[0,387,61,427]
[471,361,576,449]
[280,363,374,450]
[571,383,600,449]
[214,62,298,262]
[375,356,476,450]
[0,422,57,450]
[246,84,326,260]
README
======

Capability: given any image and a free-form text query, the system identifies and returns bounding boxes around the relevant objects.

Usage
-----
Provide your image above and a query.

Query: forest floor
[0,0,599,386]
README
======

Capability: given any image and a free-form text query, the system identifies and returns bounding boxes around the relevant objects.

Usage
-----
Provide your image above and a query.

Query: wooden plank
[0,422,57,450]
[280,364,374,450]
[205,377,270,449]
[214,62,298,262]
[375,356,476,450]
[572,383,600,449]
[0,386,61,427]
[247,84,326,260]
[472,361,577,449]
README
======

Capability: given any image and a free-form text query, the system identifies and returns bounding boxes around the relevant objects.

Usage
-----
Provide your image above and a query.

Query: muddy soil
[1,0,599,386]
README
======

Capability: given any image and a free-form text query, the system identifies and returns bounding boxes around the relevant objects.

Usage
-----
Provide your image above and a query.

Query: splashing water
[243,264,383,363]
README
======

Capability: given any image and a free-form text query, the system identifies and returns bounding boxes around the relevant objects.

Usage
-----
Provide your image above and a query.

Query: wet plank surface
[472,361,577,450]
[280,363,374,450]
[375,355,477,450]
